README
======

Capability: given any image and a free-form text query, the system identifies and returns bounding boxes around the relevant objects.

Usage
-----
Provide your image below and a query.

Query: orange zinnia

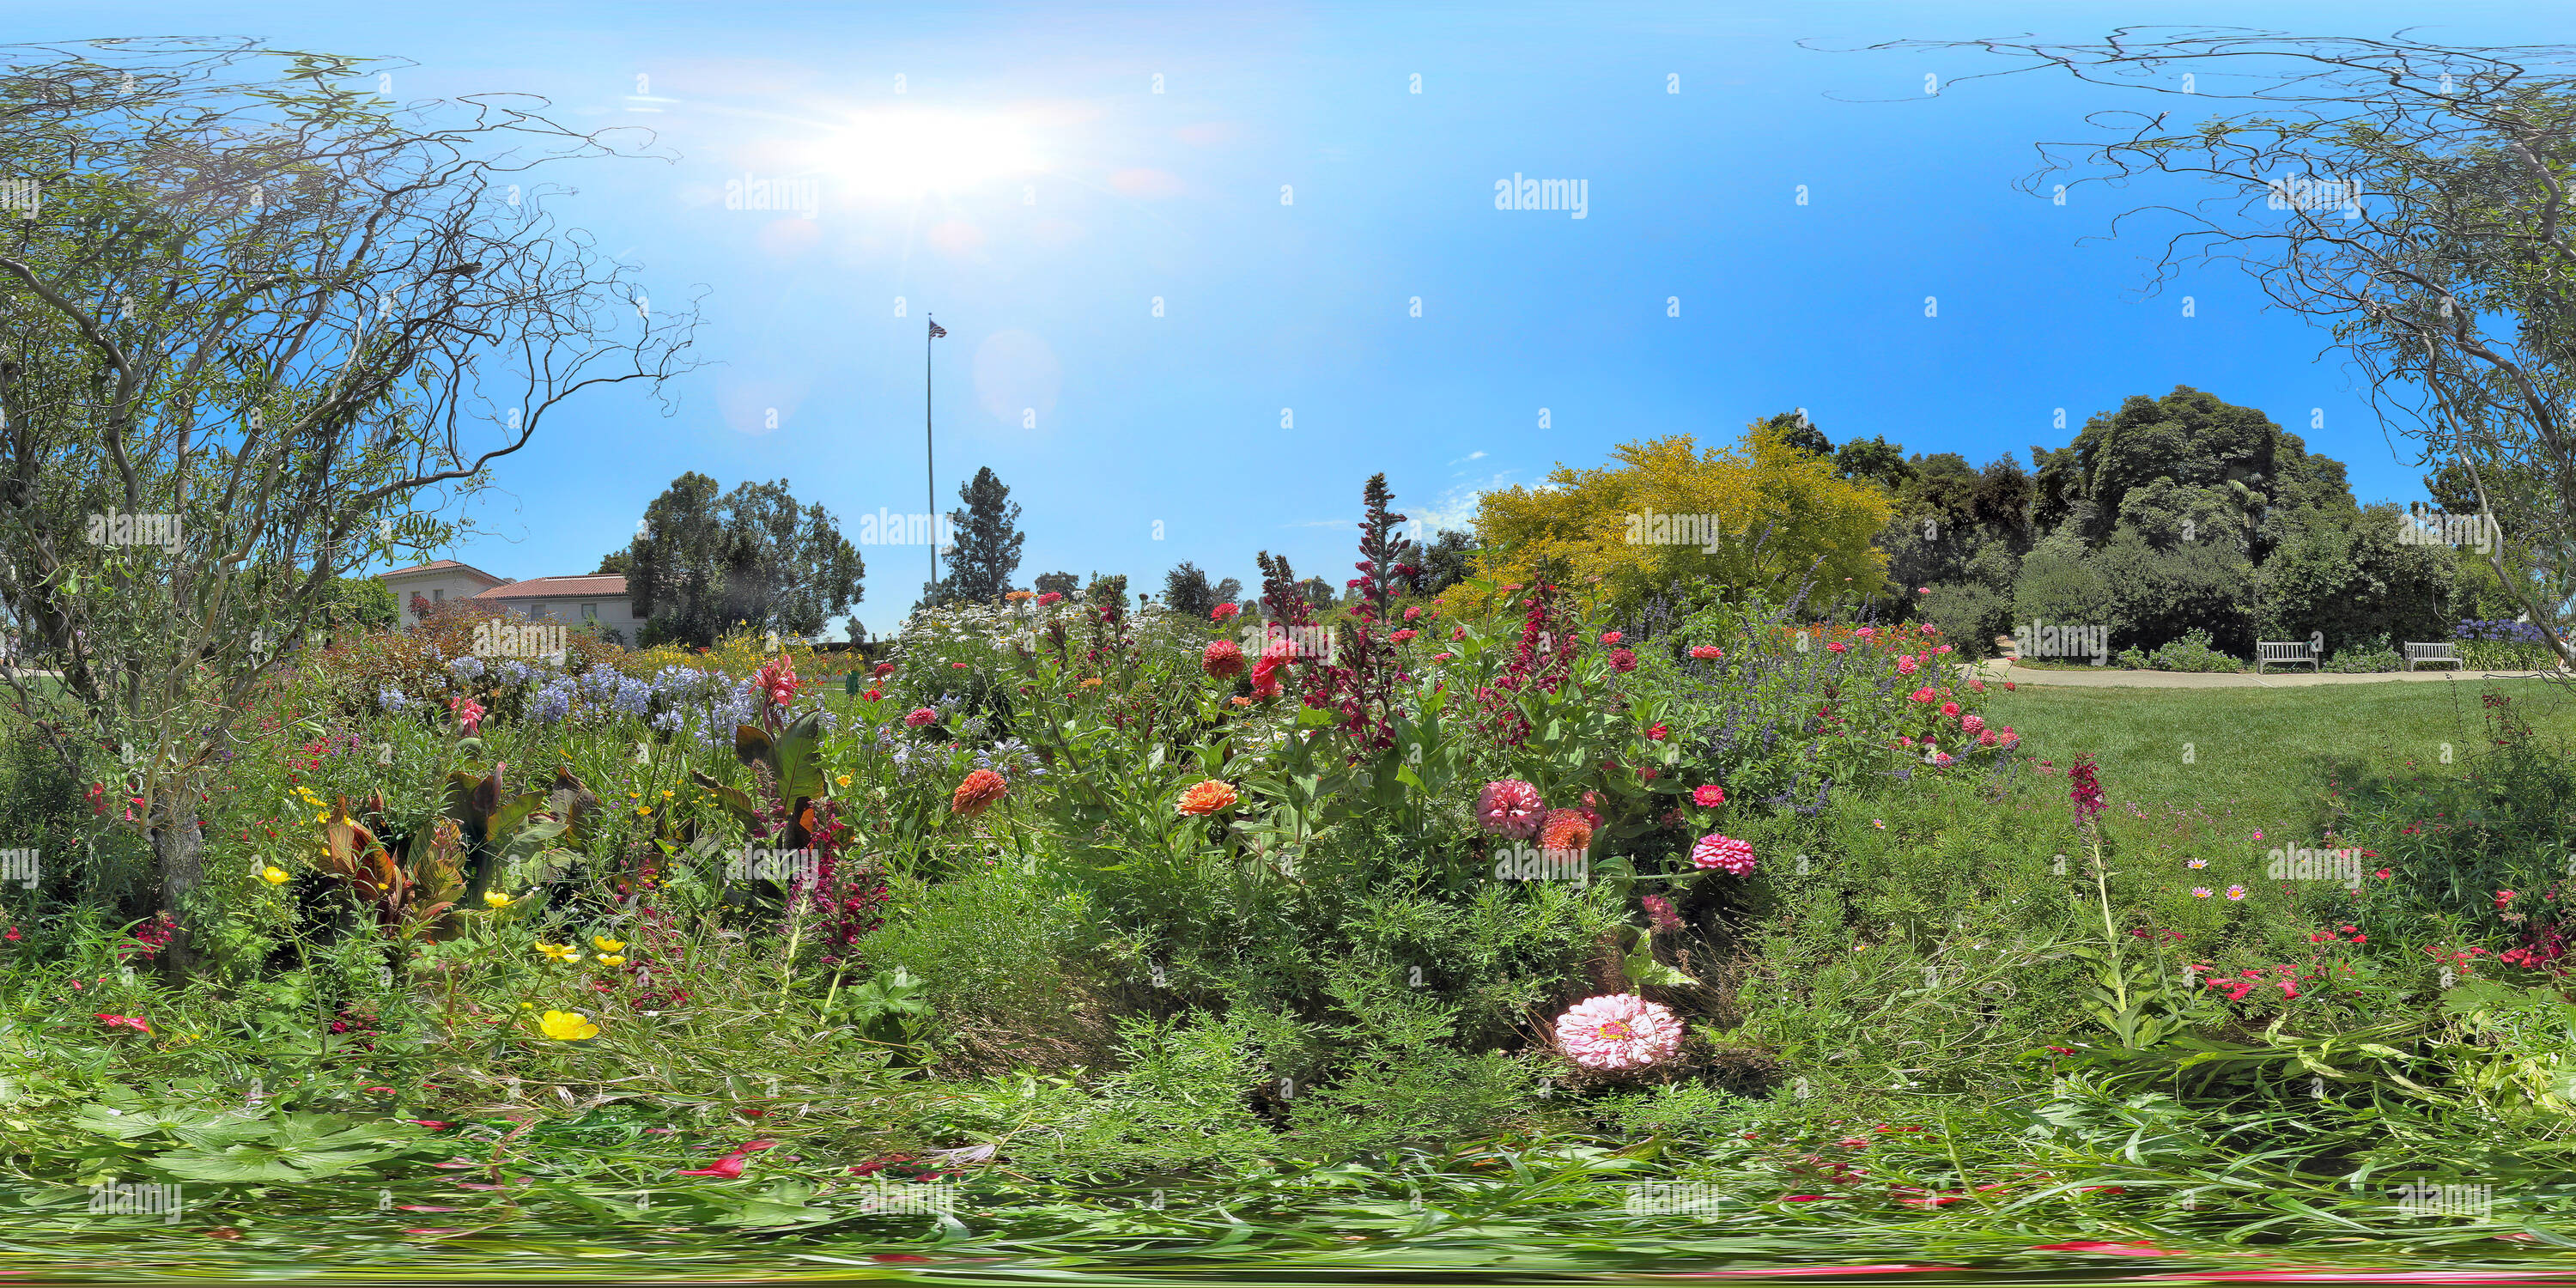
[951,769,1009,817]
[1176,780,1238,817]
[1539,808,1595,853]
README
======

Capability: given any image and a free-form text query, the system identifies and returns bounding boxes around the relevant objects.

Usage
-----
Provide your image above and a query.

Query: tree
[1911,30,2576,665]
[1765,409,1832,459]
[917,466,1024,610]
[626,473,862,647]
[1032,570,1078,597]
[2031,388,2280,550]
[594,550,632,575]
[1468,421,1893,614]
[319,576,398,634]
[1833,435,1912,491]
[2256,502,2458,654]
[1163,562,1219,618]
[1413,528,1480,596]
[0,40,697,970]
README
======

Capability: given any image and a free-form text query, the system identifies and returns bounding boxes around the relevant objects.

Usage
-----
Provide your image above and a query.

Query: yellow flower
[595,955,627,967]
[635,805,652,817]
[592,935,625,952]
[537,942,580,963]
[484,891,513,908]
[538,1010,599,1042]
[314,811,330,823]
[836,775,852,787]
[259,866,290,885]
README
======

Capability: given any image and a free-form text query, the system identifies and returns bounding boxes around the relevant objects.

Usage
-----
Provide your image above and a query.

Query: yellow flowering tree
[1462,422,1892,614]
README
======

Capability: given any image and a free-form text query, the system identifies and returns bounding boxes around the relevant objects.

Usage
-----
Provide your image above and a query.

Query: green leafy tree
[2256,503,2458,655]
[319,577,398,634]
[1765,409,1832,459]
[0,40,696,969]
[1922,32,2576,662]
[1033,570,1078,597]
[627,473,863,647]
[918,466,1024,610]
[1833,435,1913,491]
[1413,528,1480,596]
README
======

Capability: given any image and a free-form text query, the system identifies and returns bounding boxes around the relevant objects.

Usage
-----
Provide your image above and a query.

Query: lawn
[1983,674,2576,852]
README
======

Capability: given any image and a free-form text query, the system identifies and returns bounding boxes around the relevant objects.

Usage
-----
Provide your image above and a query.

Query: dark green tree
[917,466,1025,609]
[1833,435,1912,491]
[1413,528,1480,595]
[594,550,633,575]
[1765,410,1832,459]
[628,473,863,647]
[1163,562,1220,618]
[1033,570,1079,597]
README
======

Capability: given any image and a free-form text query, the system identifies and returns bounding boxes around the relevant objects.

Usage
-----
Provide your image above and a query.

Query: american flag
[927,319,947,338]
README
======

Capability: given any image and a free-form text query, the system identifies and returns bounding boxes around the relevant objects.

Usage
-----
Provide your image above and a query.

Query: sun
[805,108,1039,203]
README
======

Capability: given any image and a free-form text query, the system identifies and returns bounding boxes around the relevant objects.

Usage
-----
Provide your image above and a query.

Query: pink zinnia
[1910,688,1936,703]
[1997,726,2018,746]
[1691,833,1756,876]
[1642,895,1683,933]
[1609,648,1637,672]
[1689,645,1722,660]
[1554,993,1684,1071]
[1940,702,1961,717]
[1391,629,1419,643]
[1827,641,1848,653]
[1645,723,1668,742]
[1855,627,1876,639]
[1960,714,1984,735]
[1202,639,1246,679]
[1402,606,1422,622]
[1896,656,1917,676]
[1211,603,1240,622]
[1600,631,1623,644]
[1475,779,1546,839]
[1692,785,1726,808]
[904,708,939,728]
[1036,592,1064,606]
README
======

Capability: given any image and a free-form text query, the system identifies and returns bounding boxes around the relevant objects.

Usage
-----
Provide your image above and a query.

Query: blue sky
[18,0,2565,636]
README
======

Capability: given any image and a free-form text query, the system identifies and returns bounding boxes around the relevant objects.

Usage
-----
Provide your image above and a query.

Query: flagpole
[926,315,937,597]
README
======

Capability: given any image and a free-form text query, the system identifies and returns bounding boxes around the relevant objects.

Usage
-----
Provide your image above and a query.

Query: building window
[582,603,598,622]
[433,588,445,602]
[531,605,547,621]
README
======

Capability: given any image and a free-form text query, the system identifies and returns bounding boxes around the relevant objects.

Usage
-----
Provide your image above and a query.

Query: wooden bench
[2255,641,2318,673]
[2404,641,2464,671]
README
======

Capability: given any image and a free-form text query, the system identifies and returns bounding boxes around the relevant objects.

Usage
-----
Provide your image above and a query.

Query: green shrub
[2113,629,2243,673]
[1921,580,2009,659]
[860,860,1117,1072]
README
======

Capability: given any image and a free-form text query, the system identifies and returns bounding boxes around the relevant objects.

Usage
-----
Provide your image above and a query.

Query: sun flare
[804,108,1039,202]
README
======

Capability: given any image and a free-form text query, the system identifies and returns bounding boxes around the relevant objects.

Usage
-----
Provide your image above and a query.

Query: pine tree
[917,467,1026,609]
